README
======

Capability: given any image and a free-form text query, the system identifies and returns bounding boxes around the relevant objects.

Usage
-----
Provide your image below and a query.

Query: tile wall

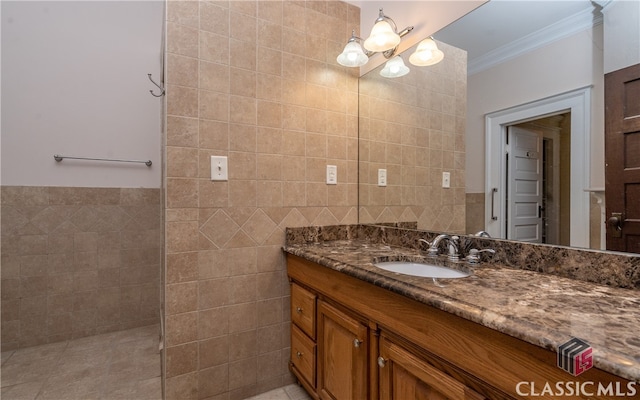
[164,1,359,398]
[0,186,161,351]
[358,41,467,233]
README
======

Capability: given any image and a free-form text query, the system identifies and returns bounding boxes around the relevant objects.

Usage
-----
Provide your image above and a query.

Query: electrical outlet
[326,165,337,185]
[378,169,387,187]
[442,171,451,188]
[211,156,228,181]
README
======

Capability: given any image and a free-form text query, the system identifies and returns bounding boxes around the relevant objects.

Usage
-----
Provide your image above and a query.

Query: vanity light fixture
[409,37,444,66]
[337,8,413,68]
[336,30,370,67]
[380,55,410,78]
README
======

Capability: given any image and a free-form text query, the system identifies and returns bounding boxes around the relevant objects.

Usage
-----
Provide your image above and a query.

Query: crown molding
[468,6,603,76]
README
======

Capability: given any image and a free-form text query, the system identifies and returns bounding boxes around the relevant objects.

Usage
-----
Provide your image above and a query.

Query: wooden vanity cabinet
[287,254,633,400]
[290,281,370,400]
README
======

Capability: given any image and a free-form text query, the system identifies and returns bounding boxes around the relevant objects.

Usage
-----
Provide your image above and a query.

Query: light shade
[337,41,369,67]
[363,20,401,52]
[409,37,444,66]
[380,56,409,78]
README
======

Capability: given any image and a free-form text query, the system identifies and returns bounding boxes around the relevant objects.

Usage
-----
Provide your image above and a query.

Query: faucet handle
[466,248,495,264]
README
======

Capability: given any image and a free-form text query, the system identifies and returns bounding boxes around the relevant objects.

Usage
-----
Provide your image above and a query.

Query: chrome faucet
[420,234,460,261]
[474,230,491,238]
[466,248,496,264]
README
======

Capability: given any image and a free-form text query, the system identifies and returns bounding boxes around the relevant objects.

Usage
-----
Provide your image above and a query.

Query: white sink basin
[374,261,470,279]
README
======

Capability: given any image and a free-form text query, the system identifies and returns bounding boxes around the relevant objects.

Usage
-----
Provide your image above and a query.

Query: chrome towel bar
[53,154,152,167]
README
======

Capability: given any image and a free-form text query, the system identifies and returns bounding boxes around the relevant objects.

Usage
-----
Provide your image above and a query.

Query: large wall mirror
[357,0,640,254]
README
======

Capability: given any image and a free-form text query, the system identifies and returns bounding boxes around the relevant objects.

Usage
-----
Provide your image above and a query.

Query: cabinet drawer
[291,325,316,388]
[291,283,316,338]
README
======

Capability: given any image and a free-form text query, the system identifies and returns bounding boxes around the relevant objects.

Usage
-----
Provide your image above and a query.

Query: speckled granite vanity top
[284,236,640,382]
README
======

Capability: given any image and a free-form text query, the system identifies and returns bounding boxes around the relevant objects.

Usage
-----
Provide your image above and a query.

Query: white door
[507,126,543,242]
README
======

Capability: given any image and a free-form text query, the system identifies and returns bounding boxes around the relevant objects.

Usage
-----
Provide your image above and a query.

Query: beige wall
[1,186,161,351]
[163,1,359,398]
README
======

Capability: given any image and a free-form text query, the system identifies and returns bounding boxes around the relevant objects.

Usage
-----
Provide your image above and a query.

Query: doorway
[485,87,591,248]
[507,114,570,245]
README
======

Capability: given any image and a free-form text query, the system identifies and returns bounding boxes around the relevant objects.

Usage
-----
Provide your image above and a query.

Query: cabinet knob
[296,351,303,359]
[296,306,303,314]
[377,356,387,368]
[353,338,363,348]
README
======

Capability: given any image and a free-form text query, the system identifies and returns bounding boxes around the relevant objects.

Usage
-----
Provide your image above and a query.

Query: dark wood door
[605,63,640,253]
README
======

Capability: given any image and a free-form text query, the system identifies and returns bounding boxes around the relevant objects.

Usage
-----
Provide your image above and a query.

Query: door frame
[484,86,591,248]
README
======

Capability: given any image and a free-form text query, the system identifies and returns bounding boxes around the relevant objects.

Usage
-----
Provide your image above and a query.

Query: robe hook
[148,73,165,97]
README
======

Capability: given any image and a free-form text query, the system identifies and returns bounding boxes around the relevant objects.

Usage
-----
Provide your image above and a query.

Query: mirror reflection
[358,39,467,233]
[358,0,640,254]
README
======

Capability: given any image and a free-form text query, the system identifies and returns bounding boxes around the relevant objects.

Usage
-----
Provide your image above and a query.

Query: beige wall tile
[199,335,229,368]
[257,74,282,103]
[200,2,230,36]
[198,307,229,340]
[200,31,230,64]
[1,188,159,349]
[230,68,256,97]
[198,278,230,309]
[167,22,199,58]
[199,120,229,151]
[166,312,198,346]
[197,365,229,399]
[201,61,230,93]
[166,342,198,378]
[163,0,361,395]
[165,372,198,400]
[167,54,199,88]
[167,1,199,28]
[229,96,257,125]
[166,281,198,315]
[167,147,199,178]
[230,0,256,17]
[257,101,282,128]
[167,252,199,284]
[200,91,230,122]
[230,11,256,42]
[168,116,199,148]
[230,39,257,71]
[167,85,199,118]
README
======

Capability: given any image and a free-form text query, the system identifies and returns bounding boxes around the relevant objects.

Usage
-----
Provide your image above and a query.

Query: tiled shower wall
[1,186,161,351]
[164,0,359,398]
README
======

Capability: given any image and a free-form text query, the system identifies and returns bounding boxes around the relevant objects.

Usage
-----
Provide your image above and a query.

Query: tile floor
[244,384,312,400]
[1,324,161,400]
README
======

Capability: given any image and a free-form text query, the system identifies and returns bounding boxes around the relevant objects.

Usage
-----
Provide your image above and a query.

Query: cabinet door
[317,300,368,400]
[379,336,486,400]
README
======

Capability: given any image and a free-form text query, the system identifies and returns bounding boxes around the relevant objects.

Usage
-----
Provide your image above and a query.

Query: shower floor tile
[0,324,161,400]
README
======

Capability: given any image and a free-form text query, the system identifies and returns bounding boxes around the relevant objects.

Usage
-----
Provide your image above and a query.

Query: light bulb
[380,56,409,78]
[409,37,444,67]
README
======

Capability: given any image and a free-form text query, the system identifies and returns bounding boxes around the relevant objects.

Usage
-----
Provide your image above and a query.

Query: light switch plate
[326,165,337,185]
[378,169,387,187]
[442,171,451,188]
[211,156,228,181]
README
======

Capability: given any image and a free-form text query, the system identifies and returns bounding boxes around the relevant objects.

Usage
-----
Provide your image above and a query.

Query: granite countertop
[284,239,640,382]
